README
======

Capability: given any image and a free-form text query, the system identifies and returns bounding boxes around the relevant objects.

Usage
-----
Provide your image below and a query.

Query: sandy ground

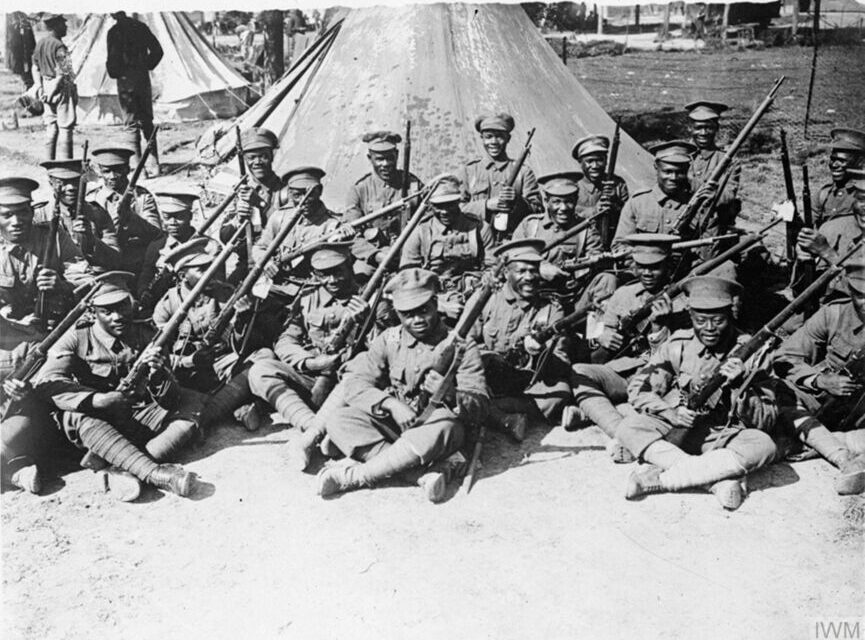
[1,42,864,640]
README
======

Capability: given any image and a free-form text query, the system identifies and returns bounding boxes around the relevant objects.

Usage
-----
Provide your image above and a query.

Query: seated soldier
[812,128,865,227]
[473,239,572,441]
[247,242,369,467]
[572,135,630,248]
[618,276,782,511]
[400,175,494,320]
[137,186,198,310]
[317,268,489,503]
[568,234,688,461]
[35,278,200,501]
[772,261,865,495]
[88,146,163,281]
[35,158,120,270]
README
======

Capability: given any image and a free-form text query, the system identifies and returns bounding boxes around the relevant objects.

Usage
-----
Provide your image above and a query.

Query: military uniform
[571,134,631,247]
[346,171,423,237]
[31,14,76,159]
[400,212,494,281]
[575,175,629,233]
[137,231,192,302]
[513,210,603,267]
[812,128,865,227]
[612,185,693,252]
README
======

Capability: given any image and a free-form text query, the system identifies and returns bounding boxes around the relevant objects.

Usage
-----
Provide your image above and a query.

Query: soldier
[1,371,57,494]
[458,113,542,237]
[106,12,164,176]
[36,158,121,271]
[247,242,368,466]
[684,100,741,229]
[568,234,688,460]
[35,278,201,501]
[612,141,698,252]
[88,146,163,281]
[473,239,572,441]
[617,276,781,510]
[316,268,489,502]
[572,134,630,248]
[138,186,199,306]
[31,13,76,160]
[345,130,423,240]
[772,262,865,495]
[401,175,494,319]
[812,128,865,227]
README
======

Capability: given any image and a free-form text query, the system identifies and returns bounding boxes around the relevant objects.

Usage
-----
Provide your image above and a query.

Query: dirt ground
[2,40,864,640]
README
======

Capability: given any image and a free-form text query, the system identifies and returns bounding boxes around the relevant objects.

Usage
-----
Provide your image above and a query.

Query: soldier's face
[580,153,606,182]
[636,261,669,291]
[655,161,689,195]
[50,177,78,207]
[546,194,577,227]
[690,309,732,348]
[0,203,34,243]
[368,150,398,181]
[287,185,320,215]
[690,121,718,148]
[162,210,192,238]
[314,262,353,296]
[244,150,273,181]
[49,19,67,37]
[830,151,862,182]
[481,130,510,159]
[99,164,129,192]
[94,299,133,338]
[432,201,460,227]
[853,189,865,224]
[507,261,539,298]
[182,265,207,289]
[397,297,439,340]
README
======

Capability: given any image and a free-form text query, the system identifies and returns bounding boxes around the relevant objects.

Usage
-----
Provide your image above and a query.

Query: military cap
[572,135,610,160]
[538,171,582,197]
[91,280,134,307]
[682,275,742,310]
[830,128,865,153]
[40,159,84,180]
[386,268,439,312]
[284,166,325,189]
[164,237,215,271]
[153,185,199,214]
[493,238,545,264]
[847,168,865,192]
[429,175,463,205]
[845,262,865,294]
[0,177,40,206]
[363,131,402,153]
[42,13,66,24]
[240,127,279,153]
[650,140,697,165]
[92,146,135,167]
[310,241,352,270]
[474,113,515,133]
[684,100,729,121]
[625,233,679,265]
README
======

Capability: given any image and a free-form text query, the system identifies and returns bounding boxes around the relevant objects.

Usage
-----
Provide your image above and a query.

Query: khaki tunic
[345,171,423,237]
[458,156,543,233]
[34,197,120,270]
[611,185,693,252]
[400,213,494,283]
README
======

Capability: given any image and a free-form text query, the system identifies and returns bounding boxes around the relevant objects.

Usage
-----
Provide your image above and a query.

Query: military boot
[9,464,42,494]
[834,452,865,495]
[288,423,326,472]
[606,438,636,464]
[710,478,746,510]
[625,464,664,500]
[147,464,197,498]
[317,438,423,499]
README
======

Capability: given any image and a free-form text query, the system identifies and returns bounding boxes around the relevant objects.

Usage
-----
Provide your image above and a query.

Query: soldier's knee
[728,429,778,471]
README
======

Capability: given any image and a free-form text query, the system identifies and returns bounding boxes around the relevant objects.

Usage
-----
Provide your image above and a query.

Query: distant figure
[106,11,163,177]
[7,12,36,89]
[240,19,257,64]
[31,13,77,160]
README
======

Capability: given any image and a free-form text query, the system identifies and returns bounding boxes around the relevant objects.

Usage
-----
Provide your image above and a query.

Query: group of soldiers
[1,100,864,511]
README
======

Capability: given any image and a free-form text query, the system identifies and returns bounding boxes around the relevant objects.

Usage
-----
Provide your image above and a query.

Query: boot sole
[711,479,745,510]
[418,472,447,503]
[835,469,865,496]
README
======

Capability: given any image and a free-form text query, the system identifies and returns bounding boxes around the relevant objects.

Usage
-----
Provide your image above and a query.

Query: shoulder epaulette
[669,328,695,340]
[354,173,372,185]
[75,317,94,329]
[464,158,482,167]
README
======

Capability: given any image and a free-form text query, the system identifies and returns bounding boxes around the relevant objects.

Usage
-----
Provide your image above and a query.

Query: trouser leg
[57,126,74,159]
[248,357,317,430]
[68,413,158,481]
[793,415,848,466]
[43,116,58,160]
[571,364,628,438]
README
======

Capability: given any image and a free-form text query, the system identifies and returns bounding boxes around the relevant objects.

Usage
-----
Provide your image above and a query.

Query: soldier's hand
[191,345,219,369]
[601,179,617,199]
[649,295,673,326]
[672,406,697,429]
[695,179,718,202]
[796,228,831,260]
[92,391,131,413]
[141,345,166,373]
[2,379,31,402]
[346,295,370,321]
[71,217,91,236]
[262,260,280,279]
[332,224,357,242]
[719,357,745,382]
[305,353,341,374]
[598,327,624,351]
[14,313,42,329]
[816,372,860,397]
[438,296,463,320]
[498,186,516,204]
[539,261,566,281]
[35,267,60,291]
[382,397,417,431]
[523,334,543,356]
[457,390,488,424]
[421,369,445,395]
[236,186,254,219]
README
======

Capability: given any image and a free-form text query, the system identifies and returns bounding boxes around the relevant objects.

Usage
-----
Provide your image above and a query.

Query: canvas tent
[198,3,654,210]
[69,12,251,124]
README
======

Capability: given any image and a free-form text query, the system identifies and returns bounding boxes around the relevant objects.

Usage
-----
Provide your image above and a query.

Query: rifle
[193,174,250,238]
[493,127,536,238]
[686,238,865,412]
[779,128,800,263]
[306,179,443,405]
[401,120,411,200]
[35,191,62,330]
[115,223,248,397]
[672,77,785,237]
[560,250,630,271]
[197,189,313,351]
[73,141,89,220]
[793,163,818,309]
[671,233,741,251]
[235,125,255,272]
[1,271,134,418]
[542,208,608,255]
[816,345,865,430]
[117,125,159,220]
[138,237,213,313]
[599,120,621,249]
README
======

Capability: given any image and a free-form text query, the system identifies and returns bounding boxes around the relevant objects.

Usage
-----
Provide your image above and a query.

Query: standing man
[345,130,423,241]
[8,12,36,89]
[458,113,542,238]
[812,128,865,227]
[31,13,77,160]
[106,12,164,177]
[572,134,630,248]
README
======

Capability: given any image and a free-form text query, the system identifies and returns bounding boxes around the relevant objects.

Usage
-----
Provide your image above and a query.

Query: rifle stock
[74,141,89,220]
[401,120,411,200]
[600,120,621,248]
[117,125,159,218]
[194,174,249,238]
[35,195,61,330]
